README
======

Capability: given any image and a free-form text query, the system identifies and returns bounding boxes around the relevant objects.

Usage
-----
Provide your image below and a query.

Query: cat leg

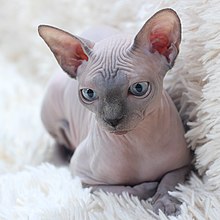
[45,119,74,166]
[151,165,191,216]
[83,181,158,200]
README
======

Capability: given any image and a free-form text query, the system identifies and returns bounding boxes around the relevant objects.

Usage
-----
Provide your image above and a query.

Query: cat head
[39,8,181,134]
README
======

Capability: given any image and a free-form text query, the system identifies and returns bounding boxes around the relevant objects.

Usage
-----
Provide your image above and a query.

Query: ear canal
[133,8,181,68]
[38,25,94,78]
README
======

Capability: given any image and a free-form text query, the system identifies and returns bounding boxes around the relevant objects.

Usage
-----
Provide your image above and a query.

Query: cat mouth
[110,130,128,135]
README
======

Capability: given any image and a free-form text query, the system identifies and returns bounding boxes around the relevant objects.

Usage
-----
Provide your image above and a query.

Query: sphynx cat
[38,8,191,215]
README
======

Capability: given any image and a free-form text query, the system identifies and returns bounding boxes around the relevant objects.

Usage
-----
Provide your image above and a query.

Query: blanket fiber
[0,0,220,219]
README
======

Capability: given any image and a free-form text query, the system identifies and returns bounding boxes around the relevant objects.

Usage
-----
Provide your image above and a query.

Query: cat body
[39,9,191,215]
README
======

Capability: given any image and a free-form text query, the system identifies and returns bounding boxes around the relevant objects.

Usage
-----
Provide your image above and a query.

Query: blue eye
[81,88,98,102]
[129,82,151,97]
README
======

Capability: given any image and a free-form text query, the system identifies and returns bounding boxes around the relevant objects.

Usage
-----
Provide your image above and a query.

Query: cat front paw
[151,192,181,216]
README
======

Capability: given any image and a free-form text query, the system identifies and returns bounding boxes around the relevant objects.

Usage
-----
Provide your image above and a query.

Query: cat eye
[129,82,151,97]
[81,88,98,102]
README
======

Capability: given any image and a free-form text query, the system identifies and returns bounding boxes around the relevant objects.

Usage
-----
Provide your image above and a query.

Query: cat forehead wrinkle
[89,36,134,77]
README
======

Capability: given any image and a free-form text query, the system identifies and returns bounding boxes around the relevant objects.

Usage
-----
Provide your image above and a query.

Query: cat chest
[71,126,189,185]
[87,138,173,185]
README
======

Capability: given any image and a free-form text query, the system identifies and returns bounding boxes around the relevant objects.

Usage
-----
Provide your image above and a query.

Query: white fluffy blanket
[1,0,220,219]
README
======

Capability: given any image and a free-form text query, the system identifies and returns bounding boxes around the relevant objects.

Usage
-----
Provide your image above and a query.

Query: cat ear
[133,8,181,68]
[38,25,94,78]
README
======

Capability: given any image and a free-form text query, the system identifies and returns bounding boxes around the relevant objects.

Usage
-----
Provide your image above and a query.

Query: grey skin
[38,8,192,216]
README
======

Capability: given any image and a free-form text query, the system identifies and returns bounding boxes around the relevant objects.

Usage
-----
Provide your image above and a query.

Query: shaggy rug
[0,0,220,219]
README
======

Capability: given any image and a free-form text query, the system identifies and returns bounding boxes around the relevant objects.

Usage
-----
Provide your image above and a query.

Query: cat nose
[104,117,123,127]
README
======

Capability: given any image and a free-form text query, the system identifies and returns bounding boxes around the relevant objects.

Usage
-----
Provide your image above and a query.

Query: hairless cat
[38,8,192,216]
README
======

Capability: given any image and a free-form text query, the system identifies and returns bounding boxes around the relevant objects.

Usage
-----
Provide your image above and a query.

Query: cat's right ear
[38,25,94,78]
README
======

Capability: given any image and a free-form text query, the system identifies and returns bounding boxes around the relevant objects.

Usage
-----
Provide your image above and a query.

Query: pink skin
[39,9,192,216]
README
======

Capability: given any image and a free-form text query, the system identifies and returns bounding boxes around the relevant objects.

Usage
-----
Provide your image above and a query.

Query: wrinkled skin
[39,9,192,216]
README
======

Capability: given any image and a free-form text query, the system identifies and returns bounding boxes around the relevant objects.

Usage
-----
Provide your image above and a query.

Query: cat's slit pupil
[87,89,94,98]
[135,84,143,92]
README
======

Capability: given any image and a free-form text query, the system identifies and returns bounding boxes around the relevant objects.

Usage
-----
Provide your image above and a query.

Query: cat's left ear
[133,8,181,68]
